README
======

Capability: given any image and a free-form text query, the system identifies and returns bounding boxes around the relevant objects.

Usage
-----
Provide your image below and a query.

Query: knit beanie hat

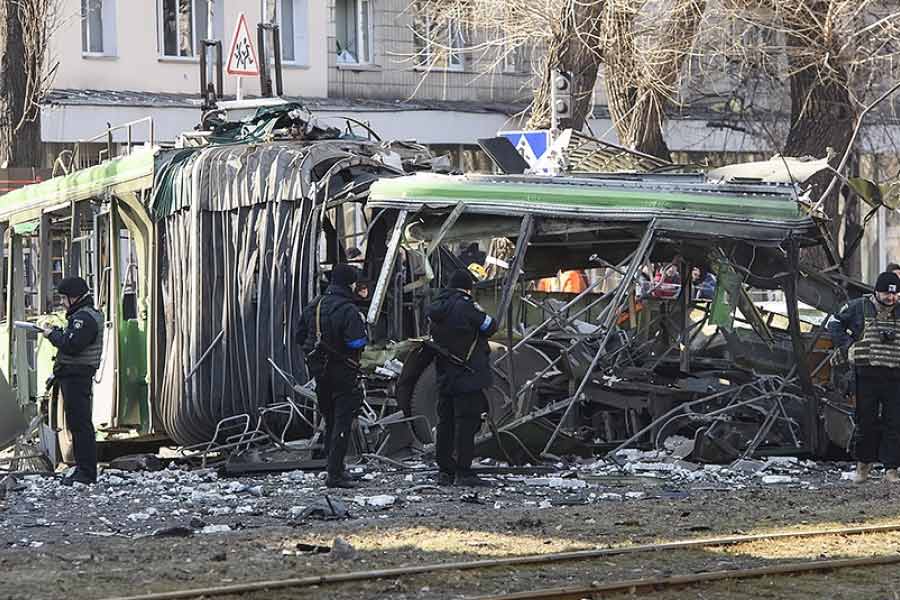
[875,271,900,294]
[449,269,474,290]
[331,264,360,287]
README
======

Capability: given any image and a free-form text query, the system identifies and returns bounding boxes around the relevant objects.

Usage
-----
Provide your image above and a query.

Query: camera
[880,329,897,343]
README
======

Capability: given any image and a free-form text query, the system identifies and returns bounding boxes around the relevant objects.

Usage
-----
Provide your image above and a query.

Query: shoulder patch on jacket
[73,320,83,329]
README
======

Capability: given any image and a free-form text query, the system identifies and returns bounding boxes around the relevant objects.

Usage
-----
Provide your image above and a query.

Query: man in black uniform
[426,269,498,487]
[42,277,104,486]
[298,264,368,489]
[827,271,900,484]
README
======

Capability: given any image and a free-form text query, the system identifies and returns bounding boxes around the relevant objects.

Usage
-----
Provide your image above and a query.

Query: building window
[335,0,373,65]
[413,6,464,71]
[81,0,116,56]
[448,19,464,71]
[159,0,217,58]
[263,0,309,65]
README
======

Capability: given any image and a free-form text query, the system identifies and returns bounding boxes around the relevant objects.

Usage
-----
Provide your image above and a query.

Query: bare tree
[407,0,596,127]
[0,0,60,168]
[686,1,900,268]
[601,0,706,159]
[525,1,605,133]
[413,0,900,169]
[411,0,707,160]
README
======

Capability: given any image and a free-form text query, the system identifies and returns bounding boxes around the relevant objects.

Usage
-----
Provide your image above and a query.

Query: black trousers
[58,374,98,481]
[316,365,363,479]
[854,369,900,468]
[436,389,486,477]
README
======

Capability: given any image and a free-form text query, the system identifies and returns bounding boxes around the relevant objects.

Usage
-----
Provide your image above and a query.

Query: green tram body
[2,133,426,455]
[0,150,156,450]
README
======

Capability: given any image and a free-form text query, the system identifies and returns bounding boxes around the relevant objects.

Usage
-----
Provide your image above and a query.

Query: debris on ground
[299,496,351,521]
[0,444,864,552]
[330,536,357,560]
[107,454,166,472]
[352,494,397,508]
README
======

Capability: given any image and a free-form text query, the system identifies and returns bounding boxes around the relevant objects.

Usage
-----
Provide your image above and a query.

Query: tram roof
[0,149,154,222]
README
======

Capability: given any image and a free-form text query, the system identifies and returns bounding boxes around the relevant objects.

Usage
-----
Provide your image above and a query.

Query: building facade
[42,0,534,151]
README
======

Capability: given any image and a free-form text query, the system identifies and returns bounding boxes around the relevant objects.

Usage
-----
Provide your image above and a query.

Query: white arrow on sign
[226,13,259,77]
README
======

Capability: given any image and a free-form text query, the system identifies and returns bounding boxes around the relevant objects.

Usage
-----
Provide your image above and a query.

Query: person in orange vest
[560,270,587,293]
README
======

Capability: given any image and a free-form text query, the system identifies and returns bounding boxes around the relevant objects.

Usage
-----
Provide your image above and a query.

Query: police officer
[42,277,104,486]
[425,269,498,487]
[827,271,900,484]
[298,264,368,489]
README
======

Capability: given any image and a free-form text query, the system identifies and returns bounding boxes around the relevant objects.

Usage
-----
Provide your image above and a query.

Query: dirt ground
[3,461,900,600]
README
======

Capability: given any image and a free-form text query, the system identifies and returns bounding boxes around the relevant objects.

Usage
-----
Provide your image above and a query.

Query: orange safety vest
[561,270,587,293]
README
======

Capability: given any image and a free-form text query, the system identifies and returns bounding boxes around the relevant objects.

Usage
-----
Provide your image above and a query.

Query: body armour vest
[850,300,900,369]
[55,307,104,370]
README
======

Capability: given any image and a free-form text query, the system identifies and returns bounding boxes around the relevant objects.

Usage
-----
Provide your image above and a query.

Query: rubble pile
[0,448,857,549]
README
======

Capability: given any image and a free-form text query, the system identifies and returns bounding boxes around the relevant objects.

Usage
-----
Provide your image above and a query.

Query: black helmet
[56,277,89,299]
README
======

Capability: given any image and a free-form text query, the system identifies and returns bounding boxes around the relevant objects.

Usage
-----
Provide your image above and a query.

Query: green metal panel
[369,175,806,221]
[118,317,149,430]
[12,220,38,235]
[0,151,157,438]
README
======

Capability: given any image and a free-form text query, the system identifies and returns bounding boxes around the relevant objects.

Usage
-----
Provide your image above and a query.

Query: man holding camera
[828,271,900,484]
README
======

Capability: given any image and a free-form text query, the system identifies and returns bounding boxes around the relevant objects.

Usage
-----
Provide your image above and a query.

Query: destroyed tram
[0,101,440,465]
[1,109,865,469]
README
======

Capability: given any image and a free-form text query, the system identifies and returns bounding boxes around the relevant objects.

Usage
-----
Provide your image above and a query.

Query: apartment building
[41,0,535,157]
[42,2,771,154]
[44,1,326,146]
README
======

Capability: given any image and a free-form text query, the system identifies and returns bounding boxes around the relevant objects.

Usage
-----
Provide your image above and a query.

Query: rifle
[313,338,362,372]
[423,339,475,373]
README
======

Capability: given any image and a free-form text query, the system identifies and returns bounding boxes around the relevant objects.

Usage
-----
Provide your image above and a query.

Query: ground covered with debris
[3,450,900,599]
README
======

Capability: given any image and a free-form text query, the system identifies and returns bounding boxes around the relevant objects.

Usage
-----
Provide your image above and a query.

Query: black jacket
[426,288,498,393]
[298,284,368,374]
[47,295,103,376]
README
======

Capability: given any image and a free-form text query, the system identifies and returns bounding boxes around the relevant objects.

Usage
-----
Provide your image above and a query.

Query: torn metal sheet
[708,154,832,184]
[151,136,430,445]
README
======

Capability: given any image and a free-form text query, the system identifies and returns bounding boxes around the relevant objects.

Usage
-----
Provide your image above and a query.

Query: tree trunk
[604,0,705,161]
[781,1,856,266]
[0,0,42,168]
[526,0,604,132]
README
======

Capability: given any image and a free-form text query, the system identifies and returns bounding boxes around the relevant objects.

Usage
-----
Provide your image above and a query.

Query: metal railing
[55,117,156,176]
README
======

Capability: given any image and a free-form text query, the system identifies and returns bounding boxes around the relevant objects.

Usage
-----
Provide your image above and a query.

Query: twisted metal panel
[153,141,397,445]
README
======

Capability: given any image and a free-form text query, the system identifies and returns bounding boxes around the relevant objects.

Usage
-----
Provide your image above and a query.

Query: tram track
[471,553,900,599]
[101,522,900,600]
